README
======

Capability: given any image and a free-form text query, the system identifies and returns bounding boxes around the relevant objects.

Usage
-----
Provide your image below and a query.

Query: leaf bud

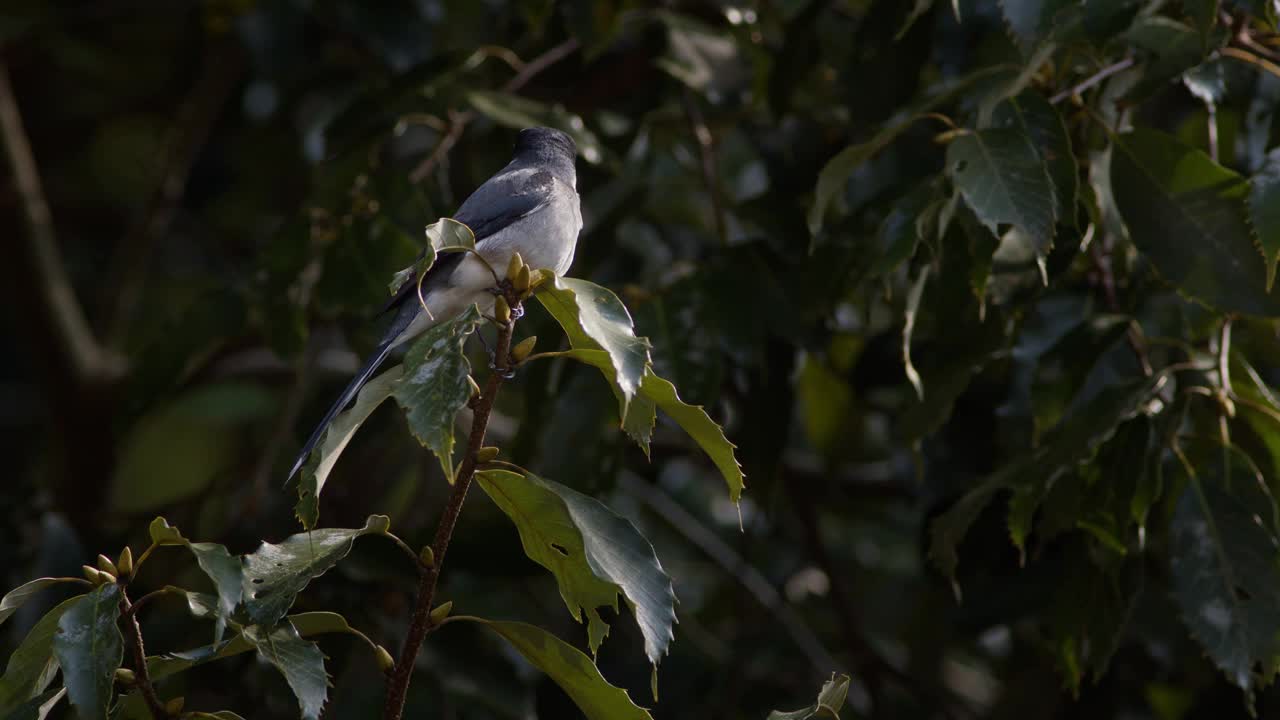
[419,546,435,568]
[476,446,500,464]
[467,375,482,398]
[82,565,103,585]
[374,644,395,673]
[96,554,118,577]
[510,336,537,363]
[117,546,134,578]
[164,697,185,715]
[428,600,454,626]
[495,296,511,324]
[114,667,137,685]
[506,252,525,280]
[514,265,532,294]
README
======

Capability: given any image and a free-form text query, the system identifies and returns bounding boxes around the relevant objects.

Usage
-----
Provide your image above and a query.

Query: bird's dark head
[515,126,577,158]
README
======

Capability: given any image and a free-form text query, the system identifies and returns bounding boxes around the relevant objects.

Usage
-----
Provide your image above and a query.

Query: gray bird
[287,126,582,481]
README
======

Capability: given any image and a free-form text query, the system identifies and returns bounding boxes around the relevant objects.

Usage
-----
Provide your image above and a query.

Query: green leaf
[391,304,483,482]
[0,598,79,713]
[387,218,477,297]
[52,583,123,720]
[947,128,1057,258]
[242,515,389,627]
[1,688,64,720]
[1248,147,1280,292]
[1111,128,1280,316]
[1048,551,1143,693]
[536,277,652,414]
[475,470,676,674]
[0,579,81,627]
[992,91,1077,228]
[466,91,605,165]
[186,713,246,720]
[455,618,653,720]
[766,673,852,719]
[146,518,242,643]
[1171,446,1280,704]
[242,621,329,720]
[296,366,402,529]
[808,66,1013,236]
[637,370,744,504]
[1126,17,1205,98]
[868,181,939,280]
[999,0,1075,51]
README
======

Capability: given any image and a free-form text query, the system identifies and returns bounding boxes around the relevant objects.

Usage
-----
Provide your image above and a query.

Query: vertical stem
[382,295,519,720]
[121,587,169,718]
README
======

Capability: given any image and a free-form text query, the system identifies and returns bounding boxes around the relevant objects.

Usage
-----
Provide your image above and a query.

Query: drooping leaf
[947,128,1057,258]
[242,515,389,626]
[0,598,79,713]
[243,621,329,720]
[1048,550,1143,693]
[51,583,123,720]
[296,365,402,529]
[387,218,477,297]
[1111,128,1280,316]
[766,673,852,720]
[992,91,1077,227]
[456,618,653,720]
[1170,446,1280,704]
[0,579,81,627]
[148,518,242,643]
[391,304,483,482]
[1248,147,1280,292]
[637,370,743,504]
[476,469,676,676]
[1,687,64,720]
[536,277,652,414]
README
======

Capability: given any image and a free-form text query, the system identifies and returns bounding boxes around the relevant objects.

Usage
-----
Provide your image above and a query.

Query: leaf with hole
[947,128,1057,258]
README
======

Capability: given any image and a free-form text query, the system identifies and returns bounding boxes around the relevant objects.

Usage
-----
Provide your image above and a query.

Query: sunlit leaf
[766,673,852,719]
[242,515,389,626]
[52,584,122,720]
[455,618,653,720]
[476,470,676,676]
[243,621,329,720]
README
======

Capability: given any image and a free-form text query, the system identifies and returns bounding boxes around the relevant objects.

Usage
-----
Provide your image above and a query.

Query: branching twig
[407,38,580,183]
[0,61,121,383]
[121,587,169,718]
[382,287,522,720]
[1050,57,1136,105]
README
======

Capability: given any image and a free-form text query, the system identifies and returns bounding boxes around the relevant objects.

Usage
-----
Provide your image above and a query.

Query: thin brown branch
[1050,56,1136,105]
[382,288,521,720]
[681,89,728,246]
[407,38,580,184]
[103,41,245,348]
[121,587,169,718]
[0,61,122,383]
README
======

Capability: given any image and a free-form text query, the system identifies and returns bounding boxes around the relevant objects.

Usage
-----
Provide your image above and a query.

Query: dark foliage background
[6,0,1280,718]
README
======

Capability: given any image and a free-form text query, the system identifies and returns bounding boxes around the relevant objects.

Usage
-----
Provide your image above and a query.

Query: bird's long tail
[286,335,400,483]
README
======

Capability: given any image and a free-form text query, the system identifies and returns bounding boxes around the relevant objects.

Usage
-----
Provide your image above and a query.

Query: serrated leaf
[242,516,388,627]
[0,598,79,713]
[0,579,80,627]
[476,470,676,676]
[52,583,122,720]
[144,518,241,643]
[296,366,402,529]
[947,128,1057,258]
[1112,128,1280,316]
[1248,147,1280,292]
[456,618,652,720]
[766,673,852,719]
[637,370,743,504]
[992,91,1077,228]
[536,277,651,414]
[390,304,482,482]
[1048,550,1143,693]
[243,621,329,720]
[1171,447,1280,704]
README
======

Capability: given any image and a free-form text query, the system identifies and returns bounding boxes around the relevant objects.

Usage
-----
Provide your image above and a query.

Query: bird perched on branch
[287,126,582,481]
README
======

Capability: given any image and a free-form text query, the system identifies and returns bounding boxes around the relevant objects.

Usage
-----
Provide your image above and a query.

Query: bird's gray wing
[378,169,555,316]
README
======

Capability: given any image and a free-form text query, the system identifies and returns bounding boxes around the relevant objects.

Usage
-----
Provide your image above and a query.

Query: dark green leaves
[457,618,653,720]
[536,277,652,413]
[1248,148,1280,292]
[149,518,242,642]
[475,470,675,674]
[391,304,483,481]
[947,128,1057,257]
[0,598,78,713]
[0,579,80,627]
[242,621,329,720]
[242,515,389,626]
[766,673,851,720]
[1171,448,1280,704]
[52,583,122,720]
[1111,128,1280,316]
